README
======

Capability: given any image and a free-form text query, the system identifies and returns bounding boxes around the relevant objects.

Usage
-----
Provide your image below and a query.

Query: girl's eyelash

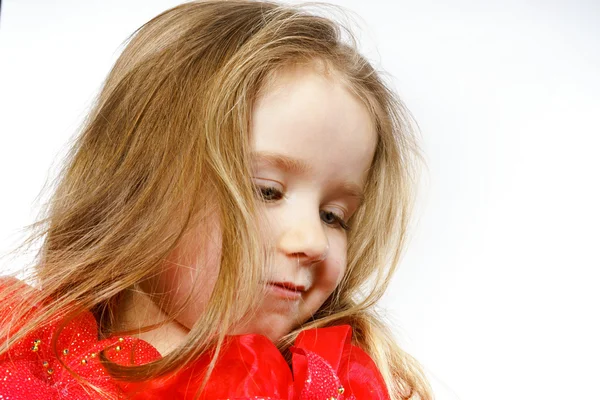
[255,185,285,202]
[254,184,351,231]
[320,210,350,231]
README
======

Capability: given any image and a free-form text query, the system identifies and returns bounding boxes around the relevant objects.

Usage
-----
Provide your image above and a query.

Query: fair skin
[116,65,377,355]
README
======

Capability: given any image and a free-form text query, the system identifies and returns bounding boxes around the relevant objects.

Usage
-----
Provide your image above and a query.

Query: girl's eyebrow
[251,151,365,204]
[251,152,313,175]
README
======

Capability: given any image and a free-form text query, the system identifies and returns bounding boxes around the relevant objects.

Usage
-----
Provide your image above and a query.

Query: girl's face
[232,66,377,340]
[137,66,376,347]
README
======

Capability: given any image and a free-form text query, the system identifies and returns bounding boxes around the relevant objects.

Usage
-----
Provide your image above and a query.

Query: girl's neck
[111,287,189,356]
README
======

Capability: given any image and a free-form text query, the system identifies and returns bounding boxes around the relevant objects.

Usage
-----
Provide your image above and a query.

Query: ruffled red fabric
[0,278,390,399]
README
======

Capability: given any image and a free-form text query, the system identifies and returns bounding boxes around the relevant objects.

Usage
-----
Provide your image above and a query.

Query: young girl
[0,1,432,399]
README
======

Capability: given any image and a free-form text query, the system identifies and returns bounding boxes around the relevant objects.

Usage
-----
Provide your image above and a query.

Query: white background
[1,1,599,399]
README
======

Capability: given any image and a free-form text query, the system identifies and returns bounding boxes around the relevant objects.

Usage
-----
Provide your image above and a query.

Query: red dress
[0,279,390,399]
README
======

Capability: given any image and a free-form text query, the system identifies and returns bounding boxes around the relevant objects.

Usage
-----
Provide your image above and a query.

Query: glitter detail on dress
[291,346,354,400]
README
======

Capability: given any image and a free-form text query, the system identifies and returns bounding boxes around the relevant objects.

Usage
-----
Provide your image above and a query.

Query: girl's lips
[266,282,305,300]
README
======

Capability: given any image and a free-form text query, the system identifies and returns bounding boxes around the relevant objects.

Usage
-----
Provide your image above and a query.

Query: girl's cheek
[256,209,273,240]
[326,239,348,287]
[151,214,223,328]
[255,206,282,253]
[333,241,348,287]
[333,257,347,287]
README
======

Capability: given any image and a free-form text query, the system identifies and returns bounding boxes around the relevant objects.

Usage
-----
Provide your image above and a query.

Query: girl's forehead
[251,66,377,186]
[257,59,353,100]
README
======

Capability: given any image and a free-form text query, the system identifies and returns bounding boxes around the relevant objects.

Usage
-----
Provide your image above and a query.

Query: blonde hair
[0,1,432,399]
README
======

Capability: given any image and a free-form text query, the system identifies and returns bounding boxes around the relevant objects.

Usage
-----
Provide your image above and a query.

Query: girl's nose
[278,217,329,264]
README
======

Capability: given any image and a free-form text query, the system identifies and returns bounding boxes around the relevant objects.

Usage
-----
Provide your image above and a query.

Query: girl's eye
[253,181,350,231]
[255,185,284,202]
[320,210,350,231]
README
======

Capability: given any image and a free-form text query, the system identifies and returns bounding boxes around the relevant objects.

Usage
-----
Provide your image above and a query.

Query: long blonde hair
[0,1,432,399]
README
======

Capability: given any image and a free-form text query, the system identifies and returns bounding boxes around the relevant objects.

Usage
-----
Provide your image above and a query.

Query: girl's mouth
[266,281,305,300]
